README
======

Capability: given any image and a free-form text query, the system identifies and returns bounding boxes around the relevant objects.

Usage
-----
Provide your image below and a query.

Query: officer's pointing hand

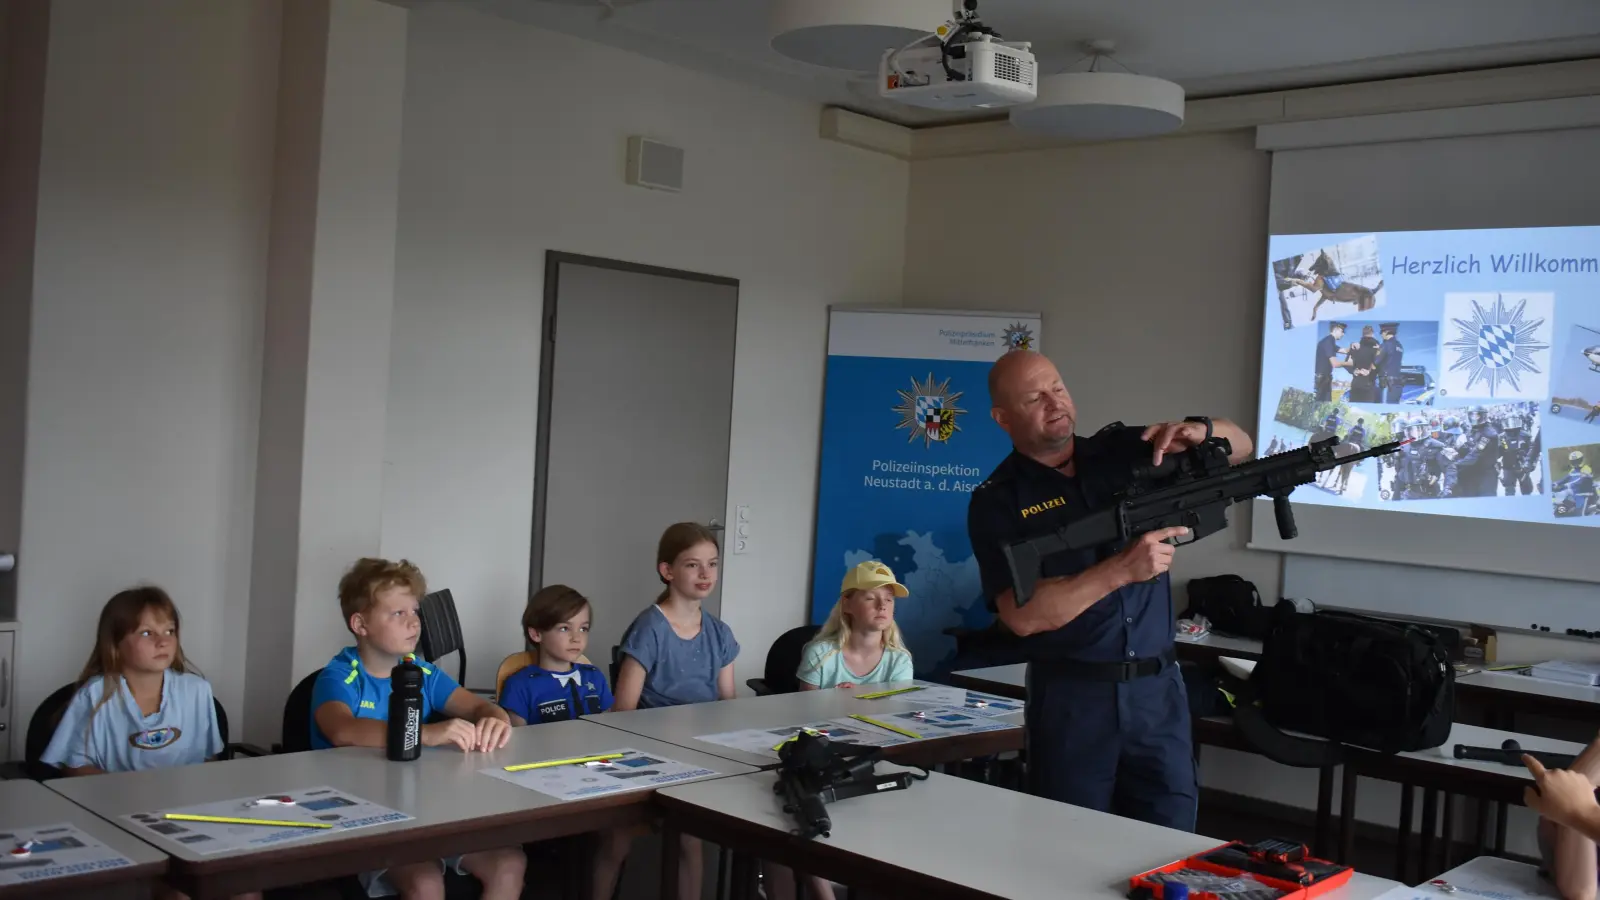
[1116,527,1188,582]
[1142,421,1208,466]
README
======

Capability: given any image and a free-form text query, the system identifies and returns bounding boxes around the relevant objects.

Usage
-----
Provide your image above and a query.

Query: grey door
[533,254,738,669]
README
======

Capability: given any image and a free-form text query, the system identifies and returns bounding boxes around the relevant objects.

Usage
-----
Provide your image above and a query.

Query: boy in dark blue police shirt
[501,585,632,900]
[501,585,614,724]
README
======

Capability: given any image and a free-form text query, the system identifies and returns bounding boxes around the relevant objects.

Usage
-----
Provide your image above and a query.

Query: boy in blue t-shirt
[500,585,613,724]
[311,558,525,900]
[500,585,629,898]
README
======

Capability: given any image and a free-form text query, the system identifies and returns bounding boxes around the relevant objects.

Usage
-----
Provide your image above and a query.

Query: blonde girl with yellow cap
[797,561,913,690]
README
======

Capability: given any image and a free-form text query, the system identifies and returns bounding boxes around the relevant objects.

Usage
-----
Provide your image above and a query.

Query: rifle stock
[1001,435,1408,608]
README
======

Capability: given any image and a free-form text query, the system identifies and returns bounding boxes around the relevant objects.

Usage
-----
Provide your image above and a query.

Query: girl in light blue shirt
[798,560,914,690]
[42,587,224,775]
[41,587,257,900]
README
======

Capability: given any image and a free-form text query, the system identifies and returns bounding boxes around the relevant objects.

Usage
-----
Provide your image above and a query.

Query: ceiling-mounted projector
[878,1,1036,110]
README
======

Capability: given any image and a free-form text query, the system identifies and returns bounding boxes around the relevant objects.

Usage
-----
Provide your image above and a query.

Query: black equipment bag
[1185,575,1269,639]
[1234,607,1454,768]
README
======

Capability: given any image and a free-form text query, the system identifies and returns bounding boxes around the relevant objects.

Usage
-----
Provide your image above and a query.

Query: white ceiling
[442,0,1600,127]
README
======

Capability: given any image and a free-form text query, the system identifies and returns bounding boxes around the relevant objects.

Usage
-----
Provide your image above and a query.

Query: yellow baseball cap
[841,561,909,597]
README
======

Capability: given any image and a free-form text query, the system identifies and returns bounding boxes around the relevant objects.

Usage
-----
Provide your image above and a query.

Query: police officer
[1314,322,1349,402]
[1498,412,1536,496]
[1347,325,1380,402]
[1454,406,1502,497]
[1375,323,1405,403]
[966,350,1253,830]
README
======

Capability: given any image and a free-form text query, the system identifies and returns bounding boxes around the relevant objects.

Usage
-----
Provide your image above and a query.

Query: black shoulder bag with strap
[1232,607,1455,768]
[1185,575,1268,639]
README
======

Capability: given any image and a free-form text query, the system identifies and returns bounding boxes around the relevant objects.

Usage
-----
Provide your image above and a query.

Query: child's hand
[838,682,856,690]
[422,719,478,752]
[473,717,511,751]
[1524,754,1600,829]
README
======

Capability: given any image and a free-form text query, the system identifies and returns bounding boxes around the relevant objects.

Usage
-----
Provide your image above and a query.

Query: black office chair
[275,671,323,754]
[610,645,623,689]
[747,624,820,695]
[418,588,468,687]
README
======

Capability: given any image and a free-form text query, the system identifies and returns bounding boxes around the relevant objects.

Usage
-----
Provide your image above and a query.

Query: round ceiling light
[770,0,951,72]
[1009,71,1185,141]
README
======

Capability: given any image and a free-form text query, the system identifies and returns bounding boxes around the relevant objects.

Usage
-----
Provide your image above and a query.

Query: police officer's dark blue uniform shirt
[1376,325,1405,404]
[1314,325,1345,401]
[500,661,614,724]
[967,422,1197,831]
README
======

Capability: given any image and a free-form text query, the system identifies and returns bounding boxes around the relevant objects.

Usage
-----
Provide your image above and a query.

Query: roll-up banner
[810,308,1042,674]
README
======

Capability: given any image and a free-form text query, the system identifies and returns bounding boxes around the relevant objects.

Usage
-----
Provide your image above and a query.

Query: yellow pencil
[848,714,923,740]
[855,686,924,700]
[771,728,825,751]
[163,814,331,829]
[504,752,625,772]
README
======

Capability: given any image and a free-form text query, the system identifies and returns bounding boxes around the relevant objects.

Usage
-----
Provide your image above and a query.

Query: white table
[948,664,1026,699]
[1178,632,1265,661]
[0,779,169,899]
[1404,855,1557,899]
[588,682,1024,769]
[1459,668,1600,712]
[656,764,1403,900]
[47,718,754,899]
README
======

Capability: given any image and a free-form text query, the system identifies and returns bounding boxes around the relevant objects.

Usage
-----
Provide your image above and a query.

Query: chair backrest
[24,682,81,777]
[493,650,598,700]
[764,624,821,695]
[279,671,322,754]
[494,651,536,700]
[417,588,466,686]
[213,697,231,747]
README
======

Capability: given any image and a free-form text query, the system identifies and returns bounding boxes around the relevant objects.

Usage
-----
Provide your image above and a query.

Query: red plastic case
[1127,841,1354,900]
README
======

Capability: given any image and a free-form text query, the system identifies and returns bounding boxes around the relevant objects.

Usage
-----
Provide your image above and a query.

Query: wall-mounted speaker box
[626,136,684,192]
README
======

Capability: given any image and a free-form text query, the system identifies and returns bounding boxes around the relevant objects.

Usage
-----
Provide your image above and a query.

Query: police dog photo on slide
[1272,234,1387,330]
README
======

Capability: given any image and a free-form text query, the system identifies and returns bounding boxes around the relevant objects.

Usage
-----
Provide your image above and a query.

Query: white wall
[17,0,279,729]
[378,4,909,695]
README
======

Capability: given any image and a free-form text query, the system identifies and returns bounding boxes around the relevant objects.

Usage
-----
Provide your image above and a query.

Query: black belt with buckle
[1036,646,1176,682]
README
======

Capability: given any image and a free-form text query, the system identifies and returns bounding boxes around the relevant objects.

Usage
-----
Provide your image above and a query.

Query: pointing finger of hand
[1152,526,1190,542]
[1524,754,1548,780]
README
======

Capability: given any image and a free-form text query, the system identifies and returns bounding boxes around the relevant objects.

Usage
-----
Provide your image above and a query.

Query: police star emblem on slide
[894,373,966,447]
[1440,293,1553,400]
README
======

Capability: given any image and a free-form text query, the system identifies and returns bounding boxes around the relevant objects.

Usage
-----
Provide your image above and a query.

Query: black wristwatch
[1184,416,1213,441]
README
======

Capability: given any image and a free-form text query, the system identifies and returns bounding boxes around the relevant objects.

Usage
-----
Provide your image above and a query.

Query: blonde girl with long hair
[797,561,912,690]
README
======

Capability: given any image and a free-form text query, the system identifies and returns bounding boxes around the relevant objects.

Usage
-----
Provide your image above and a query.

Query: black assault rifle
[1003,434,1410,607]
[773,731,922,839]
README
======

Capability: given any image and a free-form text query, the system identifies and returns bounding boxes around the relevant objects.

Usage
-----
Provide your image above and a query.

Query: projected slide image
[1309,320,1440,406]
[1439,293,1554,401]
[1549,324,1600,427]
[1550,444,1598,518]
[1272,234,1386,330]
[1267,386,1397,501]
[1375,403,1543,502]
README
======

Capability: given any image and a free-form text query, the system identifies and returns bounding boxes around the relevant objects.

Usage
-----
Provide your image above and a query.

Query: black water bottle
[387,657,424,761]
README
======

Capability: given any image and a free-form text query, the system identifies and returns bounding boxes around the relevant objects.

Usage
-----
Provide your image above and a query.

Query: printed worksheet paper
[481,748,719,802]
[121,786,411,856]
[0,822,134,887]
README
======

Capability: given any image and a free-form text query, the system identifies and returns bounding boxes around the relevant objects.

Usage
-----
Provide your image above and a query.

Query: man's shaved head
[987,350,1077,455]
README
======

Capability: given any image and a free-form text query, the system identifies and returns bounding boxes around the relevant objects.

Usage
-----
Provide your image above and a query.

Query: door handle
[0,552,12,573]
